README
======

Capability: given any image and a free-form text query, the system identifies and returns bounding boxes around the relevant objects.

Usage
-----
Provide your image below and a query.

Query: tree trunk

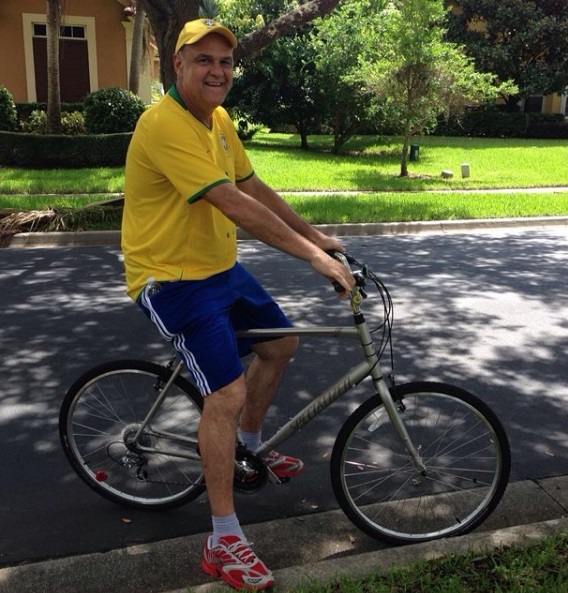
[128,2,146,95]
[138,0,200,91]
[138,0,342,90]
[46,0,62,134]
[400,120,412,177]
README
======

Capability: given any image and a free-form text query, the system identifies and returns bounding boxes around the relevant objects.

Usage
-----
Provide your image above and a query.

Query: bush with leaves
[0,85,18,132]
[84,87,146,133]
[20,110,48,134]
[61,111,86,135]
[21,110,86,135]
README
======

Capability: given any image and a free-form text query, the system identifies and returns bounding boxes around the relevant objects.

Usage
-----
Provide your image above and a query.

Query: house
[0,0,155,106]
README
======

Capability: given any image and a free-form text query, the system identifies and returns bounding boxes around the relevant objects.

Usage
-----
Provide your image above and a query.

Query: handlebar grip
[325,249,356,265]
[325,249,355,293]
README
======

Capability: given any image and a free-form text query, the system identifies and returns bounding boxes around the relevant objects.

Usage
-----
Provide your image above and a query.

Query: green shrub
[20,110,48,134]
[61,111,86,135]
[20,110,86,135]
[15,101,84,121]
[527,112,565,125]
[525,118,568,139]
[434,106,529,138]
[84,87,146,133]
[0,86,18,132]
[0,130,132,167]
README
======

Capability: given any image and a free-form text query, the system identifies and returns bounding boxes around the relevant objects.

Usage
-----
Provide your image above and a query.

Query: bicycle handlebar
[325,249,362,293]
[328,248,394,366]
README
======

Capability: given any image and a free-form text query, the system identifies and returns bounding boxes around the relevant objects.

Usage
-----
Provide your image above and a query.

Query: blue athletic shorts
[137,262,293,395]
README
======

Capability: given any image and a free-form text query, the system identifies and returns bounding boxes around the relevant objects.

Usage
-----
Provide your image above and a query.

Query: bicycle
[59,252,511,545]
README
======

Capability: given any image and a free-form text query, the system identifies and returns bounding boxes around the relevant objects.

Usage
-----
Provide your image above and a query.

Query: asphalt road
[1,226,567,568]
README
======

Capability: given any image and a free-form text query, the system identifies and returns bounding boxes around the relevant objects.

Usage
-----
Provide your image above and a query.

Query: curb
[2,476,567,593]
[3,216,568,248]
[262,517,568,593]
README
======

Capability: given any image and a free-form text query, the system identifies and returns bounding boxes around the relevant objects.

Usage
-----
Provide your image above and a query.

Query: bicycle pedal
[266,467,289,485]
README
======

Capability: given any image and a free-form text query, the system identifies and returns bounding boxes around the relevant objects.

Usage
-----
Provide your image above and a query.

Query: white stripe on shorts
[140,287,212,395]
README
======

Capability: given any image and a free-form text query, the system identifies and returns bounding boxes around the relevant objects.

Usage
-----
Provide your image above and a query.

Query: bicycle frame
[60,253,509,539]
[133,255,426,473]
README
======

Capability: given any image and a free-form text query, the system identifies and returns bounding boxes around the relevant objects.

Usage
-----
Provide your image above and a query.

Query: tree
[228,28,326,149]
[137,0,343,90]
[313,0,387,153]
[357,0,516,176]
[128,1,146,95]
[46,0,64,134]
[446,0,568,110]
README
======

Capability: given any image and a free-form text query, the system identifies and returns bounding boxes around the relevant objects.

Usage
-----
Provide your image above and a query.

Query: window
[32,21,90,102]
[524,95,544,113]
[60,26,86,39]
[33,23,86,39]
[33,23,47,36]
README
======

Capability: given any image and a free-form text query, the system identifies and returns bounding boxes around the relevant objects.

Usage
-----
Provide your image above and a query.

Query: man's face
[174,33,234,119]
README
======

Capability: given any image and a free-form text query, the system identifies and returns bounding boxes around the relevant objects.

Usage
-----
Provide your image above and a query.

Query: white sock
[211,512,246,547]
[238,428,262,451]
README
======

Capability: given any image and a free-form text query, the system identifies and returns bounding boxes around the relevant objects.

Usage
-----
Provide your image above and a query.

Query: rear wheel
[59,359,205,510]
[331,382,510,544]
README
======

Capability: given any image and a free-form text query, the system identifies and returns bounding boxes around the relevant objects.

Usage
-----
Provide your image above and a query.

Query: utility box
[409,144,420,162]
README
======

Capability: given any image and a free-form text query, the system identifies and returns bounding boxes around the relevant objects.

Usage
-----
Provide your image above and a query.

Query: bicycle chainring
[233,444,268,493]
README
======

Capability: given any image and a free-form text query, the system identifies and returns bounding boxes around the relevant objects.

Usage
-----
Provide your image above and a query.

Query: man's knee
[202,375,247,421]
[253,335,298,362]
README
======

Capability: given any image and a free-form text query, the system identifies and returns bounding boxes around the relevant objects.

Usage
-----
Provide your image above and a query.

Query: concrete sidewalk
[2,475,567,593]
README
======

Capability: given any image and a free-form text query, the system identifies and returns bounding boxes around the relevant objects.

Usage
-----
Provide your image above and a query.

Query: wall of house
[544,93,564,114]
[0,0,151,104]
[0,1,29,101]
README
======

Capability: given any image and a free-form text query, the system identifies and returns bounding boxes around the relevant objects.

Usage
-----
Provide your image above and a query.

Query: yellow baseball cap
[175,19,238,53]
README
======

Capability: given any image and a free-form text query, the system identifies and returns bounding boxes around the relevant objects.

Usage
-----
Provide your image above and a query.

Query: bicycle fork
[355,308,428,476]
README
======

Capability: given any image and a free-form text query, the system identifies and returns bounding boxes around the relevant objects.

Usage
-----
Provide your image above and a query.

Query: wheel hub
[122,424,152,451]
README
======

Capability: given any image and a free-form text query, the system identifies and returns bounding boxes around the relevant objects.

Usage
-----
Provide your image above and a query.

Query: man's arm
[236,174,345,254]
[203,181,354,293]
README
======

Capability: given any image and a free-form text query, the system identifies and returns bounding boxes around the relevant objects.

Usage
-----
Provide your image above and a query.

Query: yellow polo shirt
[122,86,254,300]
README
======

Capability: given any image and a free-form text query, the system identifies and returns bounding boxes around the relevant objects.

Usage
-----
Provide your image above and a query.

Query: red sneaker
[264,450,304,479]
[201,535,275,591]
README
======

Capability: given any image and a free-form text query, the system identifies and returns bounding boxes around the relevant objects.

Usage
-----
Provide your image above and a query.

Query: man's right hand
[309,251,355,297]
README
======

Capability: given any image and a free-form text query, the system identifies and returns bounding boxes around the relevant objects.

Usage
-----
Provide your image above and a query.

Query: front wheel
[59,359,205,510]
[330,382,511,544]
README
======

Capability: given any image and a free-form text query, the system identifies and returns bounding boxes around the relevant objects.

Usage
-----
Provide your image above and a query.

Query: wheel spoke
[331,382,510,544]
[59,361,205,509]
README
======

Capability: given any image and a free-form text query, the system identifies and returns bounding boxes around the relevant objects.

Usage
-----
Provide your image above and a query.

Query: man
[122,18,354,591]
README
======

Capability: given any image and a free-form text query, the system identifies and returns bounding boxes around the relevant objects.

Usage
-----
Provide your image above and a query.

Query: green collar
[168,84,213,129]
[168,84,187,110]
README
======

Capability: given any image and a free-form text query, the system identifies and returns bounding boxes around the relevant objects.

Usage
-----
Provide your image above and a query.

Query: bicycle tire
[59,359,206,510]
[330,381,511,544]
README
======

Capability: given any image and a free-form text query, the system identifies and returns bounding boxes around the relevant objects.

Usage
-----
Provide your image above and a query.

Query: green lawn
[247,133,568,191]
[1,134,568,231]
[284,191,568,223]
[281,532,568,593]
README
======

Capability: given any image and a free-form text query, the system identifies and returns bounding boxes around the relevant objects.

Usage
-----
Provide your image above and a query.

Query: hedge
[0,131,132,167]
[434,107,568,139]
[15,102,84,122]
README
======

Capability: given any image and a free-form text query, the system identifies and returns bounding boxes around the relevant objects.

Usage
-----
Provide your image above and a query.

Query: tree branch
[235,0,343,62]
